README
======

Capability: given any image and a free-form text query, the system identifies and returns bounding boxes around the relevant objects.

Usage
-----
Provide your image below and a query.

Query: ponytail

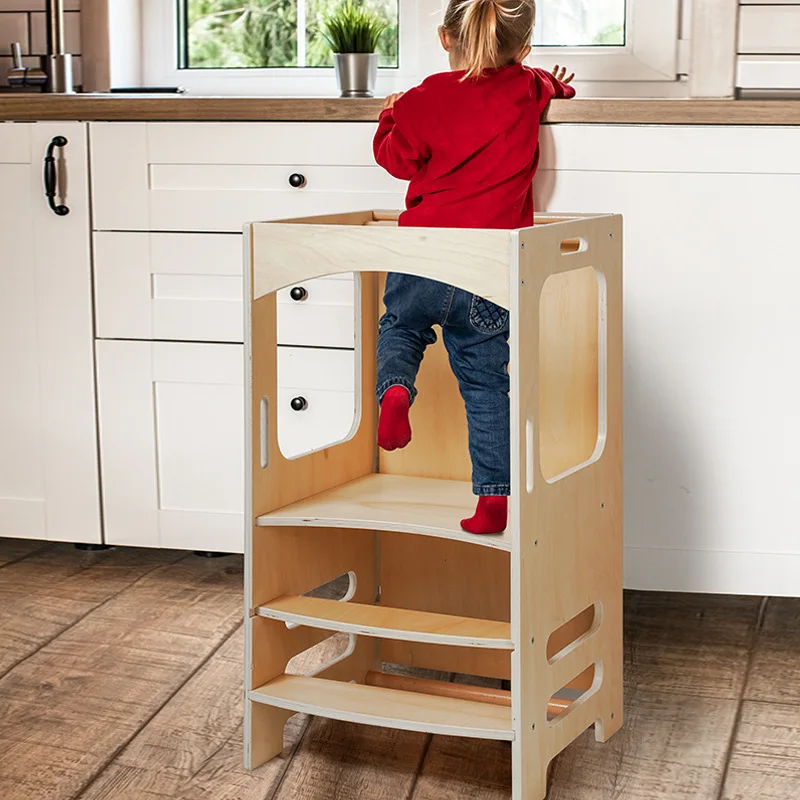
[460,0,498,80]
[443,0,536,81]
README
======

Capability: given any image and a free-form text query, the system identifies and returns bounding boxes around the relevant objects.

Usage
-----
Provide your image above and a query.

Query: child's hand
[383,92,404,111]
[552,65,575,84]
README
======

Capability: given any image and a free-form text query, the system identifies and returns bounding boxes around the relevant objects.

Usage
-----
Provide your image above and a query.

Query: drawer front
[94,231,355,346]
[277,276,356,348]
[94,231,244,343]
[90,122,406,232]
[739,5,800,55]
[278,346,355,392]
[277,347,357,459]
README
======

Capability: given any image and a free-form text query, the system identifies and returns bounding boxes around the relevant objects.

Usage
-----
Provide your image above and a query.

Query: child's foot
[378,385,412,451]
[461,496,508,534]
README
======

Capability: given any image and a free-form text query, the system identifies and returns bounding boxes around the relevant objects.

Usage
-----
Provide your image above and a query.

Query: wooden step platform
[255,474,511,551]
[256,595,514,649]
[249,674,514,740]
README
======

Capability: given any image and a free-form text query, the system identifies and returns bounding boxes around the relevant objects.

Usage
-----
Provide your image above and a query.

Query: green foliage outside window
[183,0,399,69]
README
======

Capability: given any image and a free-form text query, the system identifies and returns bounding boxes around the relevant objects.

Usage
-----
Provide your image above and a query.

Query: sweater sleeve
[373,90,431,181]
[530,67,577,110]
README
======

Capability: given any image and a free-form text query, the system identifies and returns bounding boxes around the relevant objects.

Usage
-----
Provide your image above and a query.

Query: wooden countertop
[1,94,800,125]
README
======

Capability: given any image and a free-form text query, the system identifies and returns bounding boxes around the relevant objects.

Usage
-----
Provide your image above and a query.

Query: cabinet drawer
[278,346,355,392]
[277,275,356,348]
[277,348,357,459]
[94,231,244,343]
[94,231,356,346]
[90,122,406,232]
[739,5,800,55]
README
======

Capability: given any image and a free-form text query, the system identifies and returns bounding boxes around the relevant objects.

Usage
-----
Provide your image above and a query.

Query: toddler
[373,0,575,534]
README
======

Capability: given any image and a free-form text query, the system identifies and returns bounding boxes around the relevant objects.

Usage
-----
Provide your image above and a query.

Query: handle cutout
[548,663,599,723]
[547,602,602,663]
[560,237,588,255]
[526,418,534,493]
[260,396,269,468]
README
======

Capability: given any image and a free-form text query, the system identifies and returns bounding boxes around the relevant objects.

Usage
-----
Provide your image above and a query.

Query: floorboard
[744,597,800,705]
[0,543,184,676]
[0,537,51,567]
[719,700,800,800]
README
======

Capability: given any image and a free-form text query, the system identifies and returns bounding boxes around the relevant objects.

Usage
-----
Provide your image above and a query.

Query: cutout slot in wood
[548,663,599,722]
[547,603,601,663]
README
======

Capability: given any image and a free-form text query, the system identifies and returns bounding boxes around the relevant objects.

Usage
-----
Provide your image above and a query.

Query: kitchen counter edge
[1,96,800,125]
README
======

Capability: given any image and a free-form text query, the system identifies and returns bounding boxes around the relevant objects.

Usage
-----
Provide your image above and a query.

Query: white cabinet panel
[0,122,101,543]
[96,340,245,552]
[94,231,244,342]
[90,122,406,232]
[538,129,800,595]
[277,347,357,460]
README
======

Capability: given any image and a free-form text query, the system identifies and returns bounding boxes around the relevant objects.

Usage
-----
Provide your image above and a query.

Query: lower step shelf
[249,674,514,741]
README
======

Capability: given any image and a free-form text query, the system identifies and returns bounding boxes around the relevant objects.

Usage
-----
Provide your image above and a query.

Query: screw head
[534,539,538,546]
[521,242,525,248]
[531,723,536,730]
[611,712,615,719]
[601,503,605,509]
[531,636,535,644]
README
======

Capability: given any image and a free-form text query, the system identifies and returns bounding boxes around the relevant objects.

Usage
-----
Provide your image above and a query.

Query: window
[535,0,626,48]
[142,0,681,94]
[180,0,399,69]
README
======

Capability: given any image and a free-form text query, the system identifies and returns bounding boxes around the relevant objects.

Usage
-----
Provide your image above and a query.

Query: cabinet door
[90,122,406,232]
[539,125,800,595]
[95,340,245,552]
[0,122,101,543]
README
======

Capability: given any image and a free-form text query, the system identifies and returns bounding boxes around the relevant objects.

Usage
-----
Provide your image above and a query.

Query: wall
[0,0,82,87]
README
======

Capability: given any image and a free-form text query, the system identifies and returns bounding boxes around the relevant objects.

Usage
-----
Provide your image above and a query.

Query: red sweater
[374,64,575,229]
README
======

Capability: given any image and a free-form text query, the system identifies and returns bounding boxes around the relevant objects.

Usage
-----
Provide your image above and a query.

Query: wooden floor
[1,538,798,800]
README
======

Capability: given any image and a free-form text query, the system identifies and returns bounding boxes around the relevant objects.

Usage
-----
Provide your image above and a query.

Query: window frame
[528,0,681,82]
[141,0,433,96]
[141,0,681,95]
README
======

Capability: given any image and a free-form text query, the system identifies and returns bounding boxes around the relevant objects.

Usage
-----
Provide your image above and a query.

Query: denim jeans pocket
[469,295,509,333]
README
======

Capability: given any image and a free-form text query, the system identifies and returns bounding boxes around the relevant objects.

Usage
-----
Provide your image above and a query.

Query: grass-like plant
[322,0,388,54]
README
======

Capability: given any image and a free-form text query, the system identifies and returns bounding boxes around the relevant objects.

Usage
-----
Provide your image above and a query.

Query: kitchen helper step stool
[243,210,623,800]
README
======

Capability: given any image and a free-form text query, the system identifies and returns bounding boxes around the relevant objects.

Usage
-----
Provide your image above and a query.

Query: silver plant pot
[334,53,378,98]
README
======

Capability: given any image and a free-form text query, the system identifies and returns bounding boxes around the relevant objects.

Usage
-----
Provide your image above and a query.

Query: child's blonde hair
[443,0,536,80]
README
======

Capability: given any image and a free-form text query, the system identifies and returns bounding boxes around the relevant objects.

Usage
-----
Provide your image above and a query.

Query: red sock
[461,496,508,535]
[378,386,412,451]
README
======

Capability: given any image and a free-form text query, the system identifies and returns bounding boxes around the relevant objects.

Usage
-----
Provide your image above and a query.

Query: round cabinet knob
[290,396,308,411]
[288,173,306,188]
[289,286,308,301]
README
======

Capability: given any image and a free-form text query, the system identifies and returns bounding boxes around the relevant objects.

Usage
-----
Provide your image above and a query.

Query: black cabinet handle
[290,286,308,301]
[288,173,306,188]
[290,396,308,411]
[44,136,70,216]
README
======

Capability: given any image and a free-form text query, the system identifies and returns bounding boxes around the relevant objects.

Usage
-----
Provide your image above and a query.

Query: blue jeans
[376,273,510,496]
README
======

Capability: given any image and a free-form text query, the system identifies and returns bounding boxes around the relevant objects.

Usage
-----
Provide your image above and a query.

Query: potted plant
[322,0,387,98]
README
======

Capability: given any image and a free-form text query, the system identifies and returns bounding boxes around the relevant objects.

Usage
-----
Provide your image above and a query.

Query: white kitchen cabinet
[95,340,245,552]
[89,122,406,232]
[537,124,800,596]
[0,122,101,544]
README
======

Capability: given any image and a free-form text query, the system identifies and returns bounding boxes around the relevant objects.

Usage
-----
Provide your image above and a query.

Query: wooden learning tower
[243,210,623,799]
